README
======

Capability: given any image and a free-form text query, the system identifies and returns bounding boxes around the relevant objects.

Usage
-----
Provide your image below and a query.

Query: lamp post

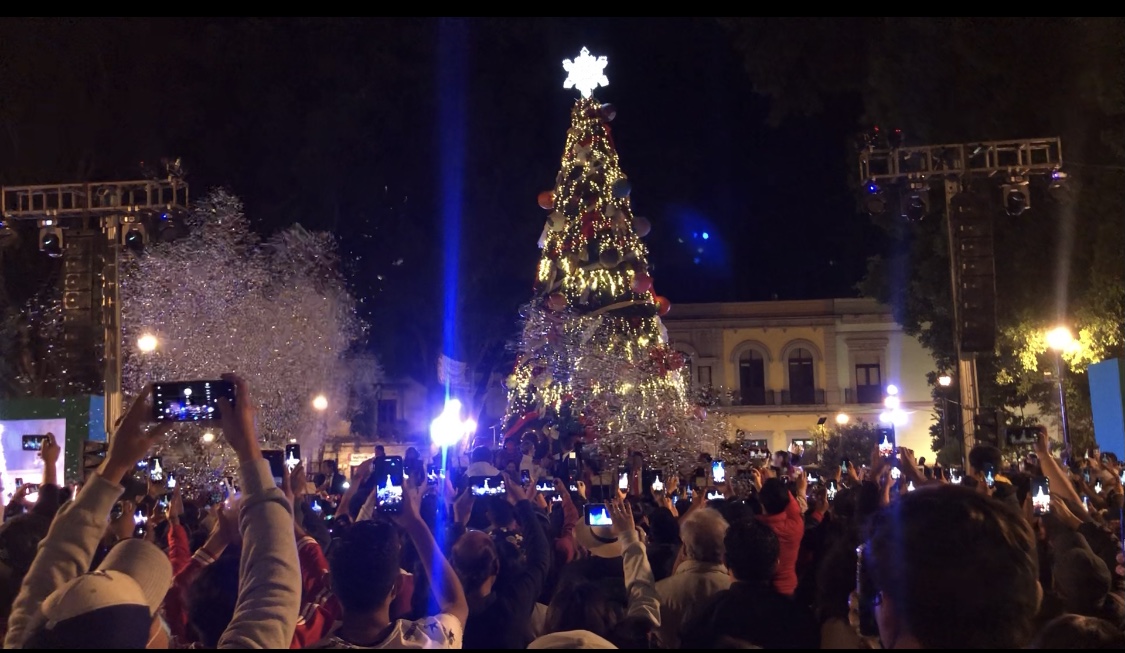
[137,333,158,353]
[1046,326,1075,451]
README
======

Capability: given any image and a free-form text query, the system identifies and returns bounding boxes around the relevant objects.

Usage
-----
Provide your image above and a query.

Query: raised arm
[608,498,660,626]
[215,373,301,649]
[392,483,469,627]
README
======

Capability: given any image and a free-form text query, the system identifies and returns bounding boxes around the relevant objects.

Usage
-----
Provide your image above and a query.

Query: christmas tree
[501,47,724,471]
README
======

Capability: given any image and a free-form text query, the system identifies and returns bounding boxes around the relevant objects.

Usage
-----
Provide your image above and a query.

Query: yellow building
[663,298,940,457]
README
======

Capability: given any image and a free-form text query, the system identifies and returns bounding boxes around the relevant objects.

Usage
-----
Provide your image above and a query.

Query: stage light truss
[1,179,189,221]
[858,138,1063,183]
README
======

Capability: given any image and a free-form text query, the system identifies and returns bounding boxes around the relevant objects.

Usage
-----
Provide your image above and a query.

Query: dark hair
[470,446,493,464]
[968,444,1003,474]
[647,507,681,545]
[722,518,779,584]
[758,478,790,516]
[329,520,402,612]
[773,450,791,466]
[486,496,515,529]
[323,459,338,473]
[1030,614,1125,649]
[865,485,1038,649]
[404,447,419,461]
[451,531,500,593]
[187,548,241,647]
[546,581,622,638]
[714,499,755,526]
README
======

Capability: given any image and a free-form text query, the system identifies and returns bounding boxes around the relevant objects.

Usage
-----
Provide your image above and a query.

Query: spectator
[467,446,501,478]
[655,507,730,648]
[755,474,806,596]
[1029,614,1125,649]
[680,518,818,649]
[863,484,1040,648]
[313,483,468,648]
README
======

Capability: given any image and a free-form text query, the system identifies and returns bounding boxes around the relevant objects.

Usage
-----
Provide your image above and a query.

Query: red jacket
[755,493,804,596]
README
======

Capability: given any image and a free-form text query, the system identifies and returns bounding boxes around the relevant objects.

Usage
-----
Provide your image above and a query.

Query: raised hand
[217,373,260,461]
[102,385,172,485]
[606,496,635,537]
[502,471,528,505]
[41,433,61,466]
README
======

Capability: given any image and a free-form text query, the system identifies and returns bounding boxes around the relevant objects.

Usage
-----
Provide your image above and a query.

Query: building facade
[662,298,940,457]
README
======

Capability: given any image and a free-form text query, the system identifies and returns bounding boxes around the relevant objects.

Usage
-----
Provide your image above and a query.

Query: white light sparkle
[563,47,609,99]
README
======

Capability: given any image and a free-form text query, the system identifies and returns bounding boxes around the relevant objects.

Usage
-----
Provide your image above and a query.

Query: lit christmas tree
[502,47,725,471]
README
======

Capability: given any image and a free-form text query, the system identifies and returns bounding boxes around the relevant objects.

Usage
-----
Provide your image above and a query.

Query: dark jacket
[680,580,820,649]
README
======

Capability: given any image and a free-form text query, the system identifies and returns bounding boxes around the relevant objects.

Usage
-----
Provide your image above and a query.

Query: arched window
[788,347,815,404]
[739,350,766,405]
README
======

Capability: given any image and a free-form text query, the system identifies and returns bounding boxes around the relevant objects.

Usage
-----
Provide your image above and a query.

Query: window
[377,399,397,425]
[697,365,712,387]
[739,350,766,405]
[855,362,882,404]
[788,347,815,404]
[791,438,817,463]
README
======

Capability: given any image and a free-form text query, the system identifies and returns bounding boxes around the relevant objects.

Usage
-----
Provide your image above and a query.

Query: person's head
[505,461,519,477]
[864,484,1039,649]
[470,445,493,464]
[772,450,791,469]
[451,530,500,597]
[521,434,537,455]
[1052,547,1112,614]
[404,446,419,462]
[758,477,790,516]
[321,459,338,475]
[1030,614,1125,649]
[503,437,519,454]
[486,495,516,530]
[24,539,173,649]
[375,445,386,458]
[646,507,681,545]
[722,518,779,584]
[968,444,1002,477]
[187,548,241,647]
[545,580,623,639]
[680,508,728,565]
[329,520,403,616]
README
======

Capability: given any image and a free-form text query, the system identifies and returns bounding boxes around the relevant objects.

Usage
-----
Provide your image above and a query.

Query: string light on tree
[502,47,725,471]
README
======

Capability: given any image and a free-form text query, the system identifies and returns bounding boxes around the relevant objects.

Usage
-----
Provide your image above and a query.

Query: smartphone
[1031,476,1050,515]
[711,460,726,484]
[618,468,629,491]
[706,490,725,500]
[14,478,23,487]
[651,476,665,493]
[827,479,839,500]
[951,469,963,484]
[133,509,147,526]
[157,494,170,511]
[375,456,404,514]
[983,464,995,489]
[152,380,235,422]
[520,469,532,486]
[1082,495,1090,512]
[535,480,554,493]
[1082,468,1091,485]
[285,444,301,471]
[807,473,819,485]
[1005,426,1039,447]
[426,465,439,486]
[149,456,165,483]
[470,474,505,497]
[876,427,896,458]
[890,467,901,481]
[1094,481,1103,494]
[262,450,285,486]
[550,494,563,503]
[840,458,849,475]
[111,502,124,520]
[166,473,177,490]
[21,435,47,451]
[568,483,579,493]
[584,503,613,526]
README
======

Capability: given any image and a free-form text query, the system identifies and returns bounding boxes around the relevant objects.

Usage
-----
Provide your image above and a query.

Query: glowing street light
[430,398,477,449]
[202,431,215,444]
[1046,326,1075,352]
[312,395,328,411]
[137,333,158,353]
[835,412,850,425]
[882,383,907,426]
[938,375,952,387]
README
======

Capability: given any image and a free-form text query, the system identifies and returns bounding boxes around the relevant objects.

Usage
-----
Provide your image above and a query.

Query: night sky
[0,17,884,375]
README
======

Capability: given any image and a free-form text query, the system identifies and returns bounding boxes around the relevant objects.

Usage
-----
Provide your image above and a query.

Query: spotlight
[863,180,887,215]
[123,224,146,251]
[1001,176,1030,216]
[38,221,64,258]
[1048,168,1070,202]
[903,179,930,221]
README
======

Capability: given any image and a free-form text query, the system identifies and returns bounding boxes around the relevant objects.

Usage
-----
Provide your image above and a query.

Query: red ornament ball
[537,190,555,210]
[547,292,568,312]
[693,406,707,420]
[631,272,653,294]
[655,296,671,316]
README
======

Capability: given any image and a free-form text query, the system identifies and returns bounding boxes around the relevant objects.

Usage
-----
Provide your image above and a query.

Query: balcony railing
[780,389,826,406]
[729,388,826,407]
[844,387,884,404]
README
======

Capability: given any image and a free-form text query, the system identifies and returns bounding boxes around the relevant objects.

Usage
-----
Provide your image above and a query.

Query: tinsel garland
[120,189,372,489]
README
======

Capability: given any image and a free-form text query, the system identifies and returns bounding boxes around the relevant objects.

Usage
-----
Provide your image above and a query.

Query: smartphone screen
[711,460,726,484]
[807,473,819,485]
[375,456,404,514]
[152,380,234,422]
[535,480,554,493]
[1031,476,1050,515]
[651,476,665,493]
[470,475,505,497]
[166,473,177,490]
[149,456,164,482]
[520,469,532,486]
[262,450,285,486]
[618,468,629,491]
[426,465,439,486]
[827,479,839,500]
[14,478,23,487]
[951,469,963,484]
[133,509,147,526]
[584,503,612,526]
[840,458,849,475]
[984,464,995,489]
[876,427,896,458]
[285,444,301,471]
[111,502,124,520]
[706,490,725,500]
[21,435,47,452]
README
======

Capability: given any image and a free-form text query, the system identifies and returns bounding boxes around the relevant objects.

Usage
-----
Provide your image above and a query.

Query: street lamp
[202,431,215,444]
[938,375,952,387]
[312,394,329,411]
[137,333,158,353]
[1046,326,1074,450]
[835,412,850,425]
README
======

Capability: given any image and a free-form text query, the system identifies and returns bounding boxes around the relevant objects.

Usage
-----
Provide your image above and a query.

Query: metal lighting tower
[1,179,189,437]
[858,137,1063,468]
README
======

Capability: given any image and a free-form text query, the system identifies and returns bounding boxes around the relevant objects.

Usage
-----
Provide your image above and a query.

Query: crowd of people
[0,373,1122,649]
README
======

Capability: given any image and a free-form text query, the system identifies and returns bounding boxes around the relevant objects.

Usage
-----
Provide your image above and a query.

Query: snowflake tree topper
[563,47,609,98]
